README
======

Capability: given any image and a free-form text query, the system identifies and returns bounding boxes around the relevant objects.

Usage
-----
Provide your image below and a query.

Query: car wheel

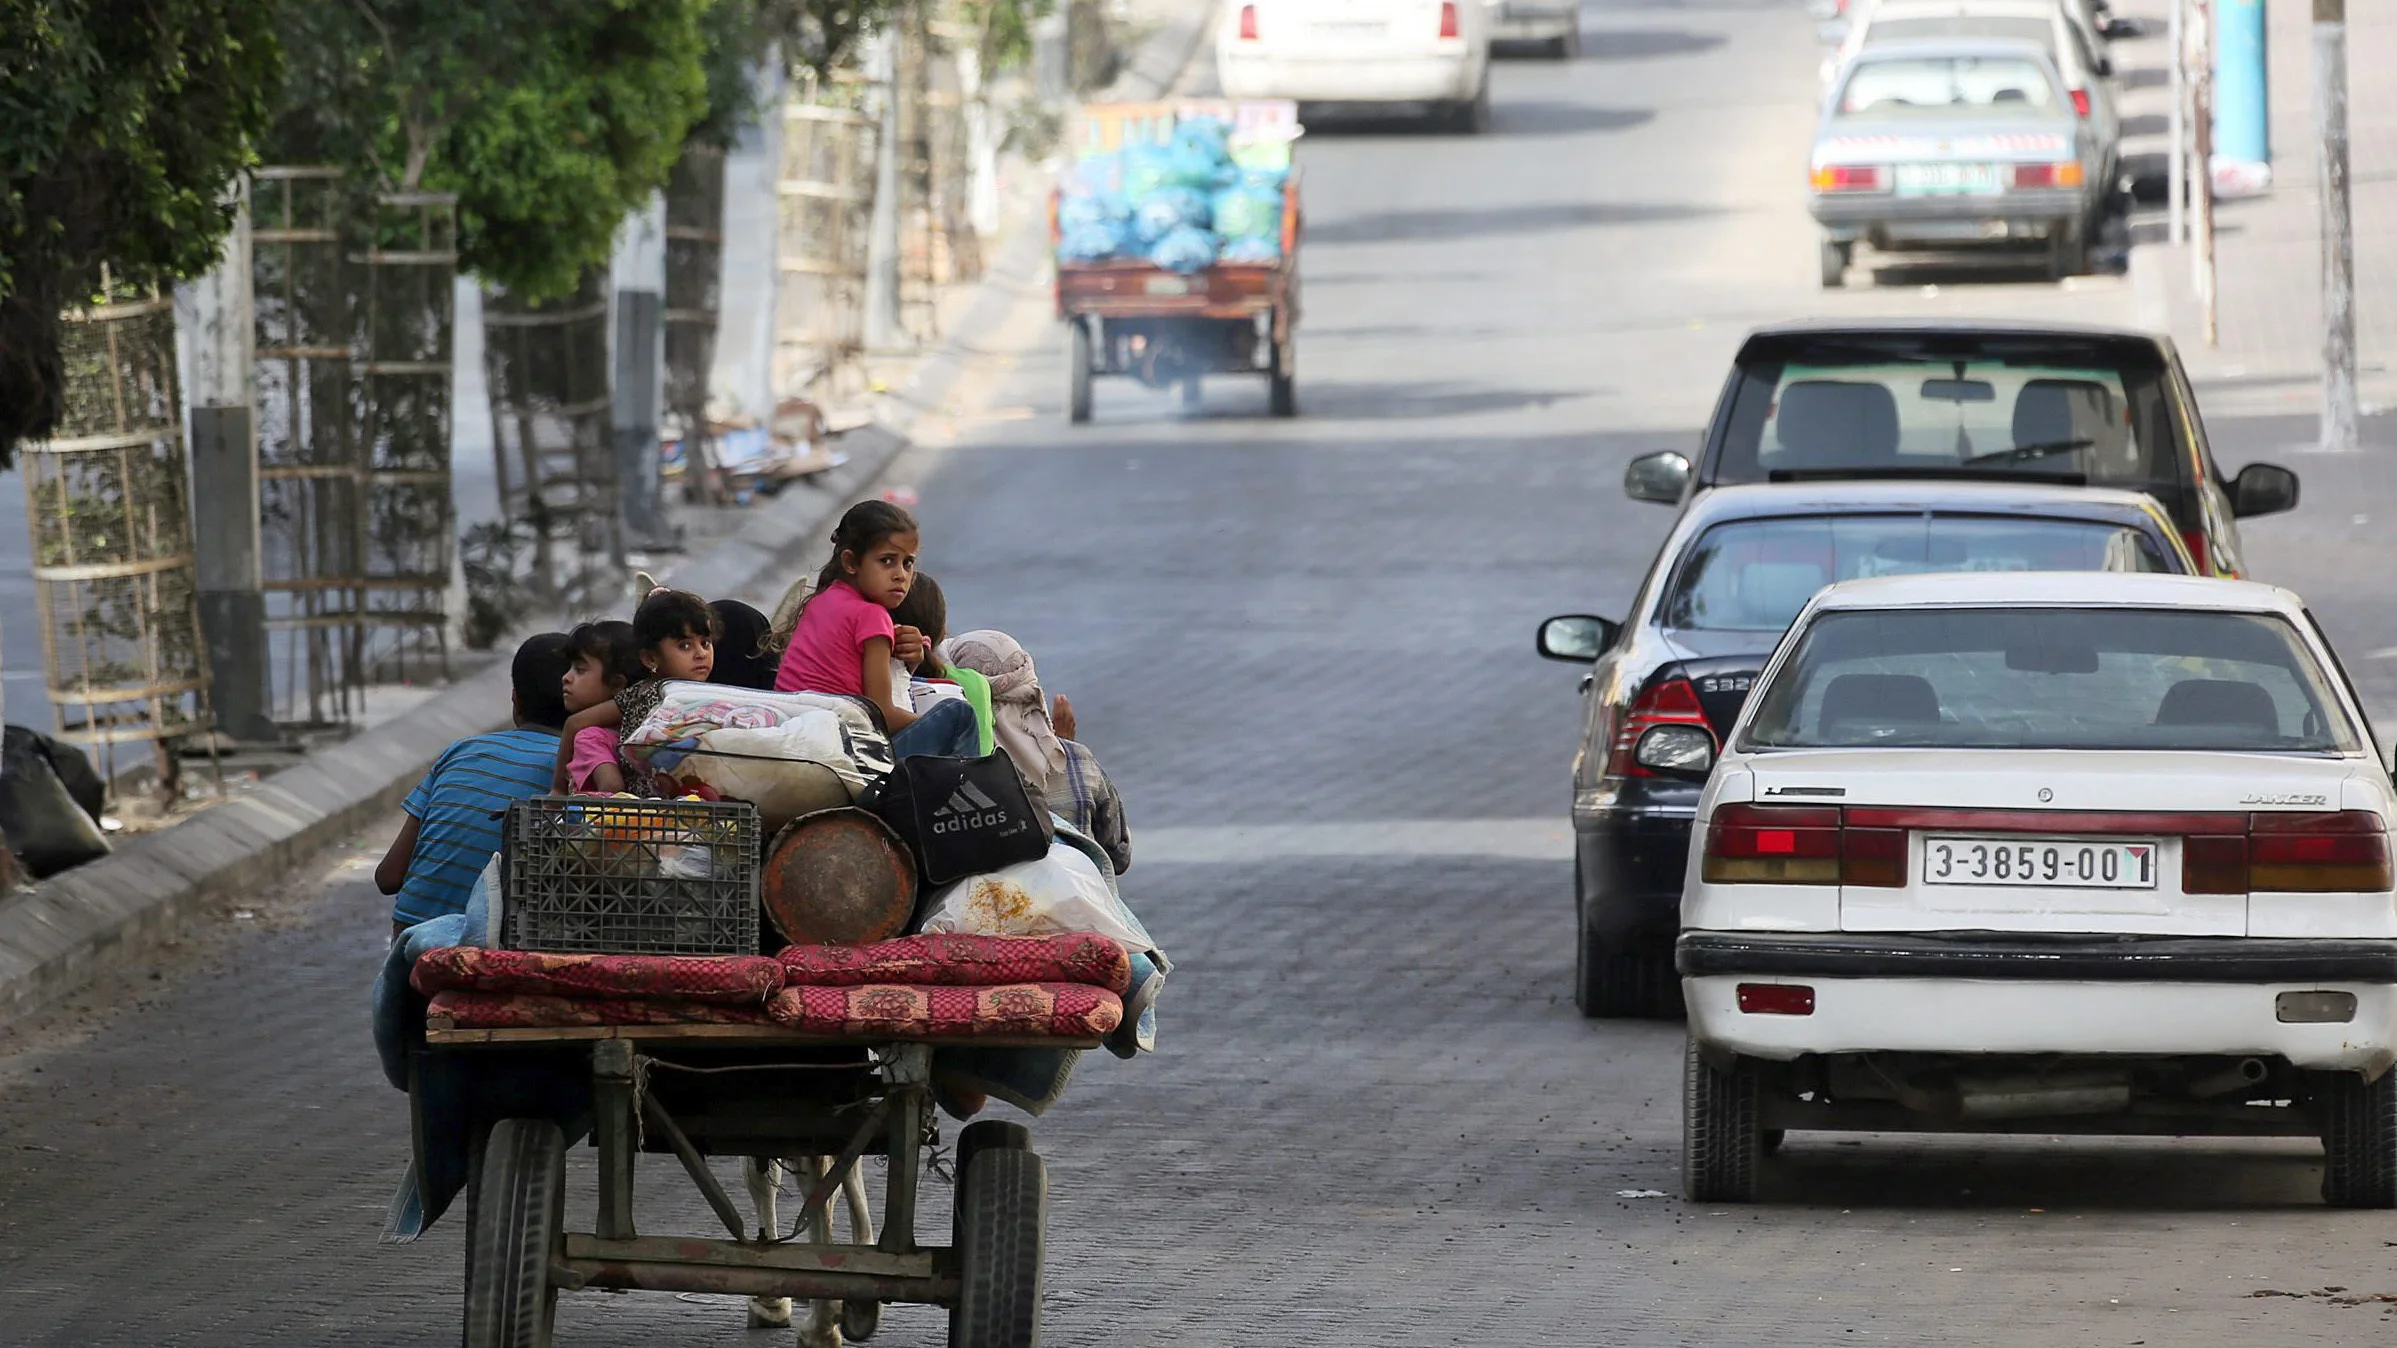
[1683,1038,1764,1203]
[2318,1069,2397,1208]
[1819,238,1850,289]
[2046,223,2086,281]
[1066,318,1094,424]
[1444,80,1490,134]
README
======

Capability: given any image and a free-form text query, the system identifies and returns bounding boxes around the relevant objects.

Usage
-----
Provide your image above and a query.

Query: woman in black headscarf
[708,600,778,690]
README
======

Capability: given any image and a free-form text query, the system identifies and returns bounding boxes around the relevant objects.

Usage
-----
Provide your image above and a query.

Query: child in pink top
[773,500,978,759]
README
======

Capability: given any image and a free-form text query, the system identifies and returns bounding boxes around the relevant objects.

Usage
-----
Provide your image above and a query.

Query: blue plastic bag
[1059,191,1131,232]
[1058,219,1132,261]
[1218,235,1282,265]
[1149,225,1223,274]
[1134,186,1211,243]
[1210,183,1282,240]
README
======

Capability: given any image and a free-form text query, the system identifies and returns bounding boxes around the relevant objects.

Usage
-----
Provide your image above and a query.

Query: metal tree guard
[776,70,877,400]
[664,147,727,504]
[355,190,458,681]
[253,166,366,728]
[483,266,622,603]
[26,281,214,791]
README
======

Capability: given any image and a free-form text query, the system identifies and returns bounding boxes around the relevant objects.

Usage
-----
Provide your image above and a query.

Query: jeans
[890,697,980,760]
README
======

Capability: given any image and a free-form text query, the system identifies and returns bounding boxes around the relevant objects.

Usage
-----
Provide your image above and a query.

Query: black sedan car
[1619,320,2298,577]
[1537,479,2197,1017]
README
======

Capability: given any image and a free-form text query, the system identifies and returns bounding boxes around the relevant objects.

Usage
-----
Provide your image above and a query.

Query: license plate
[1922,837,2160,889]
[1893,163,2005,197]
[1143,276,1192,296]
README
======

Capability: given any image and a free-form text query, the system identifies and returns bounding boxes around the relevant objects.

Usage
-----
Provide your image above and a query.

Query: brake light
[2011,162,2085,189]
[2179,527,2209,574]
[1239,3,1258,38]
[1605,676,1715,779]
[1810,165,1884,193]
[1438,1,1458,38]
[2250,812,2394,892]
[1703,804,1841,884]
[2070,88,2092,118]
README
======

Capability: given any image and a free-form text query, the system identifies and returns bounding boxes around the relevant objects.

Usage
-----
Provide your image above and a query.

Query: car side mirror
[2231,461,2299,518]
[1538,614,1620,662]
[1623,450,1691,505]
[2094,55,2114,78]
[2099,15,2144,40]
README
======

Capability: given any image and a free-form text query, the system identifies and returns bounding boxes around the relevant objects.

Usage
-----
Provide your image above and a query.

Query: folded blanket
[766,982,1122,1040]
[427,989,777,1029]
[413,948,784,1005]
[774,933,1131,993]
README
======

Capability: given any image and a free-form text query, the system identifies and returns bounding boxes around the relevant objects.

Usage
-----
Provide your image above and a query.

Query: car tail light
[1606,676,1716,779]
[1703,804,1841,884]
[2012,162,2085,189]
[1701,804,1910,887]
[2179,527,2209,574]
[1238,4,1259,39]
[2070,88,2092,118]
[1438,1,1459,38]
[1738,983,1816,1015]
[2181,832,2247,894]
[1810,165,1884,193]
[2250,812,2394,892]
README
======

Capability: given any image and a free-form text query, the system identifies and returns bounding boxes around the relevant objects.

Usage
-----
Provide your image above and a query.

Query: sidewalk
[2131,0,2397,419]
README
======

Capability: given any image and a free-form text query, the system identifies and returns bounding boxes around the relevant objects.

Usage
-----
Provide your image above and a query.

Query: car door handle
[1579,673,1595,695]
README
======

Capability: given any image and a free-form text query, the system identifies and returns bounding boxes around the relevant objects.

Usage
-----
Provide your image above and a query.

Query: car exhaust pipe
[1954,1077,2132,1119]
[2186,1057,2270,1099]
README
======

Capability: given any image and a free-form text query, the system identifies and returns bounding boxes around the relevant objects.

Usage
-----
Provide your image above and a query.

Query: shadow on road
[1255,380,1594,419]
[2121,113,2170,139]
[2119,65,2171,92]
[1583,28,1730,61]
[1493,101,1658,137]
[1760,1136,2327,1210]
[1307,200,1719,245]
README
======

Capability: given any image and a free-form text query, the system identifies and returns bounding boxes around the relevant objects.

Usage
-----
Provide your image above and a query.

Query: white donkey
[741,1156,876,1347]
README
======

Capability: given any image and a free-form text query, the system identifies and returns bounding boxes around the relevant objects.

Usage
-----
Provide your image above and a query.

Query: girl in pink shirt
[774,501,978,759]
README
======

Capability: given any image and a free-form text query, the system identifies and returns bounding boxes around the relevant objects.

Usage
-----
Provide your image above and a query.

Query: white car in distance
[1216,0,1495,133]
[1679,572,2397,1206]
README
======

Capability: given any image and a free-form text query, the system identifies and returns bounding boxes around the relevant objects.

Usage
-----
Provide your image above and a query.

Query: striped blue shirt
[393,727,561,927]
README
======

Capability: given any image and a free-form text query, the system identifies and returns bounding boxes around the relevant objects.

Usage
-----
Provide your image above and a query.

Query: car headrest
[2010,378,2114,451]
[1819,673,1942,732]
[1775,380,1901,466]
[2153,678,2278,733]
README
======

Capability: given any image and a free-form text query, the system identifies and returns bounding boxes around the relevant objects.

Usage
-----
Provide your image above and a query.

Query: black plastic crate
[502,796,761,955]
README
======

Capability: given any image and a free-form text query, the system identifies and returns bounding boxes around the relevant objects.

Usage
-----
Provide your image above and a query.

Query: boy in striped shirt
[375,632,575,934]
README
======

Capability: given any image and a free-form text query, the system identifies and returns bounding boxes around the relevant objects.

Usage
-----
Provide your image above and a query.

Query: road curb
[0,3,1216,1030]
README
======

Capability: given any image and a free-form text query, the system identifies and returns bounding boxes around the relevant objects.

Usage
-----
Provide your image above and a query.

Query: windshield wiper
[1961,438,2094,467]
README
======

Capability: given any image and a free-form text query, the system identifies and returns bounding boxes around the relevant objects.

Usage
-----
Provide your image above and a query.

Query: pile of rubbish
[1057,113,1298,274]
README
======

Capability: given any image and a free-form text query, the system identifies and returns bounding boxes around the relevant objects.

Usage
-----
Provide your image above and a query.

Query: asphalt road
[10,2,2397,1346]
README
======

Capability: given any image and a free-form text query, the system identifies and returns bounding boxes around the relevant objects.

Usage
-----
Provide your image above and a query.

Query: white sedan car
[1679,572,2397,1205]
[1216,0,1493,132]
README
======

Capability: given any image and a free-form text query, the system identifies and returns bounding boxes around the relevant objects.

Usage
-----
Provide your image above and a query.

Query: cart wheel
[948,1147,1046,1348]
[1267,342,1297,419]
[2317,1069,2397,1208]
[953,1120,1032,1246]
[1683,1039,1763,1204]
[1066,320,1094,424]
[841,1298,883,1341]
[465,1118,566,1348]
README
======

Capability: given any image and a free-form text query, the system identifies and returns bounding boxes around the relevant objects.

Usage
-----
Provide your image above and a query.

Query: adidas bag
[864,751,1054,887]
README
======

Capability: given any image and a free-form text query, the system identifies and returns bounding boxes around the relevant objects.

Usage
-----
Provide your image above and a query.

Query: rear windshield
[1711,337,2190,501]
[1664,516,2172,633]
[1742,607,2360,753]
[1837,55,2060,117]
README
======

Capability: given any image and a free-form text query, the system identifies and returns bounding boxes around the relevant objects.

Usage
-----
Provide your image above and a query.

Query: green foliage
[962,0,1053,73]
[0,0,283,462]
[266,0,711,302]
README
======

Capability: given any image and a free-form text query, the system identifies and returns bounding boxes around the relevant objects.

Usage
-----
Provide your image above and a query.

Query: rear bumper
[1493,2,1576,38]
[1576,806,1696,952]
[1217,51,1483,103]
[1681,932,2397,1070]
[1810,187,2089,242]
